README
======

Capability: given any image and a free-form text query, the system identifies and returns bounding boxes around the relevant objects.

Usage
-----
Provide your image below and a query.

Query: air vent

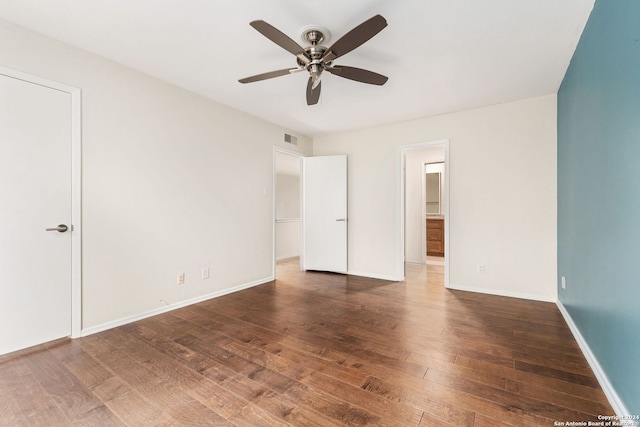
[284,133,298,145]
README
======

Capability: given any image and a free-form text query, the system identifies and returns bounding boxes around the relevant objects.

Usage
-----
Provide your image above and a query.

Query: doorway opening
[425,162,445,266]
[398,140,449,287]
[273,147,303,278]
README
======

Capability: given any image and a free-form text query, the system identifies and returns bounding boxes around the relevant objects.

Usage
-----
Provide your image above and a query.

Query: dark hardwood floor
[0,259,613,426]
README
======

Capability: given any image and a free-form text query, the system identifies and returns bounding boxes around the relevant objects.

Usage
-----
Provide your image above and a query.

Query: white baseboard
[81,276,275,337]
[447,283,556,303]
[556,301,629,416]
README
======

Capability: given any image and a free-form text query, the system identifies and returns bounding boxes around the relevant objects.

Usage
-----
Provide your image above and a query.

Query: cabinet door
[426,219,444,256]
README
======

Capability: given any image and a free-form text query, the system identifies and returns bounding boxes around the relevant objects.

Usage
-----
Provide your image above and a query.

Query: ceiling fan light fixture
[308,63,323,89]
[308,63,321,76]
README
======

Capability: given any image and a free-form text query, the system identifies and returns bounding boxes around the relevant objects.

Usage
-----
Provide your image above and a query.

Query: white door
[0,72,73,355]
[302,155,347,273]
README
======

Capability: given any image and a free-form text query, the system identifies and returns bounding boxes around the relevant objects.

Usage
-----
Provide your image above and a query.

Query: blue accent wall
[558,0,640,414]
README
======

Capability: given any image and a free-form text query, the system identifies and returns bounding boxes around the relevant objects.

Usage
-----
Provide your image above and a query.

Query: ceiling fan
[238,15,389,105]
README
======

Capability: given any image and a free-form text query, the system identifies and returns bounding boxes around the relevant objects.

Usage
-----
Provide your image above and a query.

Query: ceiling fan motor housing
[299,27,331,74]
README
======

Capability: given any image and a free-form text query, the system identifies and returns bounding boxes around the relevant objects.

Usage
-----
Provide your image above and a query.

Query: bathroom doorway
[425,162,445,266]
[399,139,449,286]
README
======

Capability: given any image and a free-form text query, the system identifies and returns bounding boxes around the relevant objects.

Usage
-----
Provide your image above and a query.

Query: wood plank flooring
[0,259,614,426]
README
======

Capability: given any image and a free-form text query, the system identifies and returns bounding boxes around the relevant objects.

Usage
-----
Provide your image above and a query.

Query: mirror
[425,172,441,215]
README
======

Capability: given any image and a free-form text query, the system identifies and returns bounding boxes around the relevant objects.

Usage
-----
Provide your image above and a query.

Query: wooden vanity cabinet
[426,218,444,257]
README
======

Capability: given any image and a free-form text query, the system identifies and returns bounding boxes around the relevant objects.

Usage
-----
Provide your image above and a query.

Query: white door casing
[302,155,347,273]
[0,67,81,354]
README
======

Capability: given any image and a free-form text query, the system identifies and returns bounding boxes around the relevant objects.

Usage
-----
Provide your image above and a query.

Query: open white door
[302,155,347,273]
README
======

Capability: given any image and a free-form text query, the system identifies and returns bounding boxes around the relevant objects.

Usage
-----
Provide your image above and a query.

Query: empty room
[1,0,638,425]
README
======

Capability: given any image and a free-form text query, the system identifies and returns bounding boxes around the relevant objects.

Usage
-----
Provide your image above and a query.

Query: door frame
[0,66,82,338]
[421,162,427,264]
[272,146,304,277]
[398,139,450,287]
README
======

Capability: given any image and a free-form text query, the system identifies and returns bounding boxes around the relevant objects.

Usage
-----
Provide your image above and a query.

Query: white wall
[314,95,558,301]
[0,20,312,331]
[405,146,445,263]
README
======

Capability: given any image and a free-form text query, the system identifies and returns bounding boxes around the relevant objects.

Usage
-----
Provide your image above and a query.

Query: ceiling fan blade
[306,77,321,105]
[239,68,300,84]
[322,15,387,63]
[326,66,388,85]
[250,20,311,63]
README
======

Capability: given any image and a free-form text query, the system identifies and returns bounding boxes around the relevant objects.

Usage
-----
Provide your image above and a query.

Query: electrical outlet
[561,276,566,289]
[478,264,485,273]
[177,272,185,285]
[202,267,209,280]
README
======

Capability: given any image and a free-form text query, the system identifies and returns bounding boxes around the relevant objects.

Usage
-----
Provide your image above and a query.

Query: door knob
[46,224,69,233]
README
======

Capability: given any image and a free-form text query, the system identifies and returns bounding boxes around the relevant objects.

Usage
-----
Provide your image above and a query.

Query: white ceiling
[0,0,594,138]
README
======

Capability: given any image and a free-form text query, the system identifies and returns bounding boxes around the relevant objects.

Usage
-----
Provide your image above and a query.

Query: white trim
[81,276,274,337]
[0,66,83,339]
[447,283,556,303]
[421,162,427,264]
[347,270,403,282]
[273,146,305,276]
[70,82,82,339]
[398,139,450,285]
[556,301,629,416]
[275,218,300,223]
